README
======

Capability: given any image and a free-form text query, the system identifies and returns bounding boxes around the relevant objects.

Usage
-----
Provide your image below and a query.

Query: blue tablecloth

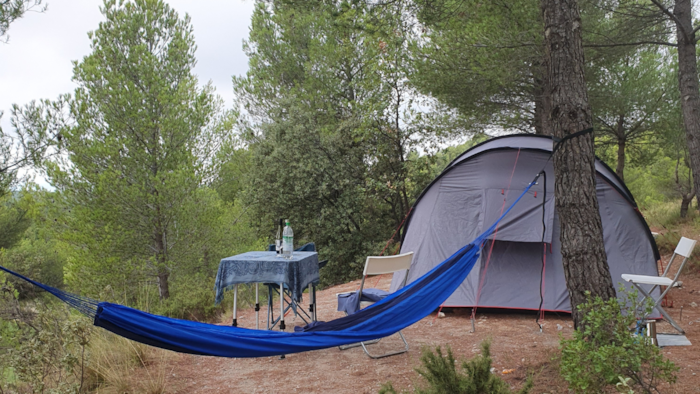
[214,251,320,305]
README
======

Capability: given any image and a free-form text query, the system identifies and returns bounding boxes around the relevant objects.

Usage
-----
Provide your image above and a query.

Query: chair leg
[633,283,685,335]
[338,338,380,351]
[360,331,409,359]
[337,308,381,350]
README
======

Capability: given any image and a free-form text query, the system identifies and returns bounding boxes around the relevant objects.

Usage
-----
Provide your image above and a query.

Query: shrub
[379,340,532,394]
[0,278,94,394]
[0,236,66,299]
[559,291,678,393]
[153,274,225,321]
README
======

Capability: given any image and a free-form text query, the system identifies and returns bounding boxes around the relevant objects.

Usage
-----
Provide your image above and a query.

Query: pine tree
[50,0,227,300]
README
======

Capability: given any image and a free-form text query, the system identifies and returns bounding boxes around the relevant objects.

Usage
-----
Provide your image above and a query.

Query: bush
[153,274,225,321]
[379,341,532,394]
[559,291,678,393]
[0,236,66,299]
[0,278,94,394]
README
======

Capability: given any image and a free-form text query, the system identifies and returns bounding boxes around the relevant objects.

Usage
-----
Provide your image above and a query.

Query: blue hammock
[0,180,537,358]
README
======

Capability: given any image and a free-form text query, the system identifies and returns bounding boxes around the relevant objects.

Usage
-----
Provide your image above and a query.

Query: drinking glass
[275,239,282,256]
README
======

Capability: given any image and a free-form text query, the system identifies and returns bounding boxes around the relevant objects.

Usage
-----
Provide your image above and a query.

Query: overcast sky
[0,0,256,134]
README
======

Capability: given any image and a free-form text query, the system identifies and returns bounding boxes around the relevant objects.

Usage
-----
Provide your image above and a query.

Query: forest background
[0,0,697,392]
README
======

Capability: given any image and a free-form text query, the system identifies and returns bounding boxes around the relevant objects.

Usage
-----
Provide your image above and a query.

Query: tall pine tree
[50,0,226,300]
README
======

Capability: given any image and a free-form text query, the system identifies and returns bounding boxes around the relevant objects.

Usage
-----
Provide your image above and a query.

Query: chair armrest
[621,274,674,287]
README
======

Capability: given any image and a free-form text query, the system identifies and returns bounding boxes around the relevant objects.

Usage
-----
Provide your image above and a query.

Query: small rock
[490,367,496,373]
[691,302,698,308]
[556,324,563,331]
[438,312,446,318]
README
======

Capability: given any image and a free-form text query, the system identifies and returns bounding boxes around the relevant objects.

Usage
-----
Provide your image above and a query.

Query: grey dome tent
[390,134,660,313]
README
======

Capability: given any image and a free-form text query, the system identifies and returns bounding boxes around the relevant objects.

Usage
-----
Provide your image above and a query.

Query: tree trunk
[616,137,626,181]
[675,157,695,218]
[541,0,616,328]
[534,76,546,135]
[680,197,691,218]
[534,60,553,136]
[154,205,170,300]
[157,270,170,300]
[534,85,544,135]
[673,0,700,211]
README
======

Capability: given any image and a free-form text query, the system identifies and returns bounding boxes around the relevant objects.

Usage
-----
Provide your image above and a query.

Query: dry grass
[88,330,175,393]
[642,200,700,236]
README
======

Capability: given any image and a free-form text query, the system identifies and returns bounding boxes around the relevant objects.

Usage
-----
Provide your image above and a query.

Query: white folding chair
[336,252,413,359]
[622,237,696,334]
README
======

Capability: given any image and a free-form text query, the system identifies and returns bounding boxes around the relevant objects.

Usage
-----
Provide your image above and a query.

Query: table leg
[267,285,273,330]
[232,284,238,327]
[313,284,318,322]
[279,282,285,330]
[309,282,315,322]
[255,283,259,330]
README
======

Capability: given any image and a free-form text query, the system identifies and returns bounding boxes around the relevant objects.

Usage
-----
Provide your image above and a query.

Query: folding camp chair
[336,252,413,359]
[622,236,696,335]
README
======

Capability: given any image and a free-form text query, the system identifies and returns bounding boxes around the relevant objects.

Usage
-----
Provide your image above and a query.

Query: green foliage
[0,236,65,299]
[234,0,464,285]
[153,274,221,321]
[560,291,678,394]
[379,341,531,394]
[0,190,31,250]
[412,0,544,133]
[39,0,238,303]
[590,48,676,180]
[411,0,665,135]
[0,0,45,41]
[213,140,251,205]
[0,278,93,393]
[0,188,67,300]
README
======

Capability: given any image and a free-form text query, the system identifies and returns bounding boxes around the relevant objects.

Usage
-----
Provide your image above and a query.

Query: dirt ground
[159,255,700,394]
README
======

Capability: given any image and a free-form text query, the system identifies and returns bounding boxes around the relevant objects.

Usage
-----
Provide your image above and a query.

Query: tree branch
[583,40,677,48]
[692,24,700,38]
[649,0,691,44]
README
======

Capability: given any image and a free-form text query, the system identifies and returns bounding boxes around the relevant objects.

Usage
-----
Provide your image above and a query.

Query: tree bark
[541,0,616,328]
[154,198,170,299]
[157,269,170,300]
[616,137,626,181]
[534,59,553,136]
[680,197,691,218]
[672,0,700,211]
[675,157,695,218]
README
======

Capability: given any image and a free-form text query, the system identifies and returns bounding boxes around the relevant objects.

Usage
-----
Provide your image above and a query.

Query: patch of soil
[159,255,700,394]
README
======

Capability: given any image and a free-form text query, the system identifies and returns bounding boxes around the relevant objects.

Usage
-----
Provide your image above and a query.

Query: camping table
[214,251,320,330]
